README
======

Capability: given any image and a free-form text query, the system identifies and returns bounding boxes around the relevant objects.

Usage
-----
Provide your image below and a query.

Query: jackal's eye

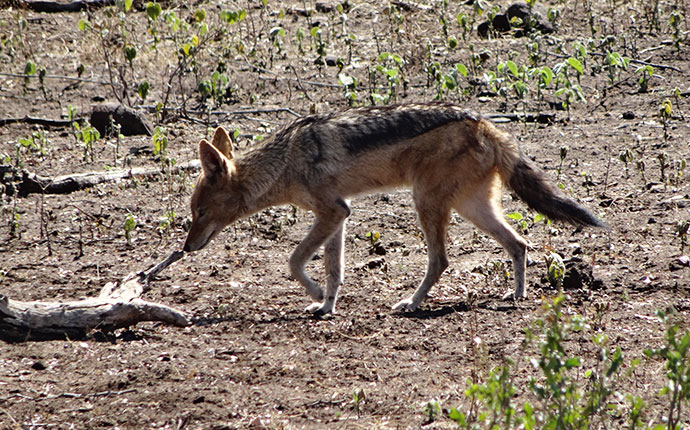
[197,207,207,218]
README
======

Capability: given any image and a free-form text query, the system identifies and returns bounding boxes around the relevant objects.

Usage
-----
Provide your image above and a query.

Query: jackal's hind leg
[393,196,450,312]
[455,179,528,299]
[289,199,349,314]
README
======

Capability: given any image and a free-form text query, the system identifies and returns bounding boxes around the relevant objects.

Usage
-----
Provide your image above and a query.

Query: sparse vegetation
[0,0,688,427]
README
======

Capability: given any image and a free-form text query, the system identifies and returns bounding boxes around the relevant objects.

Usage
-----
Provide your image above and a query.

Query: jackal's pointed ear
[210,127,234,160]
[199,139,229,180]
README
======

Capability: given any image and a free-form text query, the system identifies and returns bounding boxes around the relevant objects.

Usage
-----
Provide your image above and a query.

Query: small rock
[669,256,690,271]
[622,111,635,120]
[364,257,386,270]
[31,361,46,371]
[90,104,153,136]
[478,2,554,38]
[315,2,335,13]
[324,56,340,67]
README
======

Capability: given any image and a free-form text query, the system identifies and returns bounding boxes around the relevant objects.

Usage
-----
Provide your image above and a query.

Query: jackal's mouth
[183,227,219,252]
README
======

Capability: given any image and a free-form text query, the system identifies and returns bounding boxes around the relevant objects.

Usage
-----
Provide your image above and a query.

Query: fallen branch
[0,251,187,342]
[545,50,683,73]
[0,72,115,87]
[19,0,116,13]
[0,116,73,127]
[1,160,200,196]
[486,112,557,124]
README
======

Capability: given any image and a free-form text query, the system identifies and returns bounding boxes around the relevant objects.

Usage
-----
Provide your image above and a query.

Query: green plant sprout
[423,399,442,424]
[669,10,683,52]
[370,52,405,104]
[338,73,358,106]
[68,106,100,162]
[124,212,136,246]
[544,251,565,290]
[556,145,568,181]
[636,65,654,93]
[352,387,366,416]
[659,99,673,143]
[619,148,634,178]
[506,211,528,234]
[675,221,689,254]
[644,308,690,430]
[16,130,49,162]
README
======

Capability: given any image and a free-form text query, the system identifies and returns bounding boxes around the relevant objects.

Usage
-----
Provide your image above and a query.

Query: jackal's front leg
[304,223,344,315]
[288,199,349,315]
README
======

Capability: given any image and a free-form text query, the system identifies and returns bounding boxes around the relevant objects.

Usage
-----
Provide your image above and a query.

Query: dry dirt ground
[0,0,689,428]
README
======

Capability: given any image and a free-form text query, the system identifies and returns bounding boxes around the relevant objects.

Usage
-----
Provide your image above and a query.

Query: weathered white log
[0,251,187,342]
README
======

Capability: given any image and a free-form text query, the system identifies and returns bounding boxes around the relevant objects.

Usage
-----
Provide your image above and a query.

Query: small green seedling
[676,221,689,253]
[545,251,565,290]
[124,213,136,246]
[619,148,634,178]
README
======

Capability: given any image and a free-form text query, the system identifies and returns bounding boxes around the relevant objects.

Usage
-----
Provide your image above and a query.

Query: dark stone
[478,2,554,38]
[90,104,153,136]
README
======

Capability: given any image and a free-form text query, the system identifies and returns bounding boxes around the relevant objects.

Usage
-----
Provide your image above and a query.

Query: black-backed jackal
[183,102,604,314]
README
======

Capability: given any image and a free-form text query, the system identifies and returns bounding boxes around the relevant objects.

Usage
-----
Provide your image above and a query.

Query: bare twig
[19,0,116,13]
[290,65,314,102]
[545,50,683,73]
[0,116,73,127]
[0,72,117,87]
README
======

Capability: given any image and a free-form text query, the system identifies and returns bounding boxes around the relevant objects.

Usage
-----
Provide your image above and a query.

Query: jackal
[183,102,604,314]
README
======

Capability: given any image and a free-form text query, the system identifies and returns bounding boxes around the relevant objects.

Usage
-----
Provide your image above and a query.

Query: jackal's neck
[233,139,289,214]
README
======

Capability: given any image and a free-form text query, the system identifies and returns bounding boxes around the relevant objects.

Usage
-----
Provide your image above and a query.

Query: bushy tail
[507,158,604,227]
[479,119,605,228]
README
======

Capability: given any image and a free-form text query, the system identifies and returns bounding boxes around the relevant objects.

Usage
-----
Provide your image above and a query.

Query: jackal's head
[183,127,243,252]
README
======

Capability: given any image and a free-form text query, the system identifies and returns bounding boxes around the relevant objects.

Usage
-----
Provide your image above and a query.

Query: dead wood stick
[20,0,116,13]
[0,251,188,342]
[545,50,683,73]
[486,112,557,124]
[0,116,73,127]
[1,161,200,197]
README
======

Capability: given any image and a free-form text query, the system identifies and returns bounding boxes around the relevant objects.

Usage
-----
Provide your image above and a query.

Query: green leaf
[567,57,583,74]
[124,44,137,63]
[506,60,518,77]
[540,66,553,86]
[124,213,136,233]
[124,0,133,12]
[137,81,150,101]
[78,18,91,31]
[194,8,206,22]
[24,61,37,76]
[506,212,523,221]
[455,63,468,77]
[146,2,162,20]
[448,407,466,424]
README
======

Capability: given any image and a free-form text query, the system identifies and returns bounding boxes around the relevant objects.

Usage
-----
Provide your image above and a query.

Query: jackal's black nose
[183,242,191,252]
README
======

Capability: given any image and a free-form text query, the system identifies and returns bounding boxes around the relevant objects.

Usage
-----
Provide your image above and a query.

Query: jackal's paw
[305,301,335,316]
[502,289,525,301]
[392,297,419,313]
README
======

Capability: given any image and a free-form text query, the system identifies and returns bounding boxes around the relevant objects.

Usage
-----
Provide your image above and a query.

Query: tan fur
[183,103,602,314]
